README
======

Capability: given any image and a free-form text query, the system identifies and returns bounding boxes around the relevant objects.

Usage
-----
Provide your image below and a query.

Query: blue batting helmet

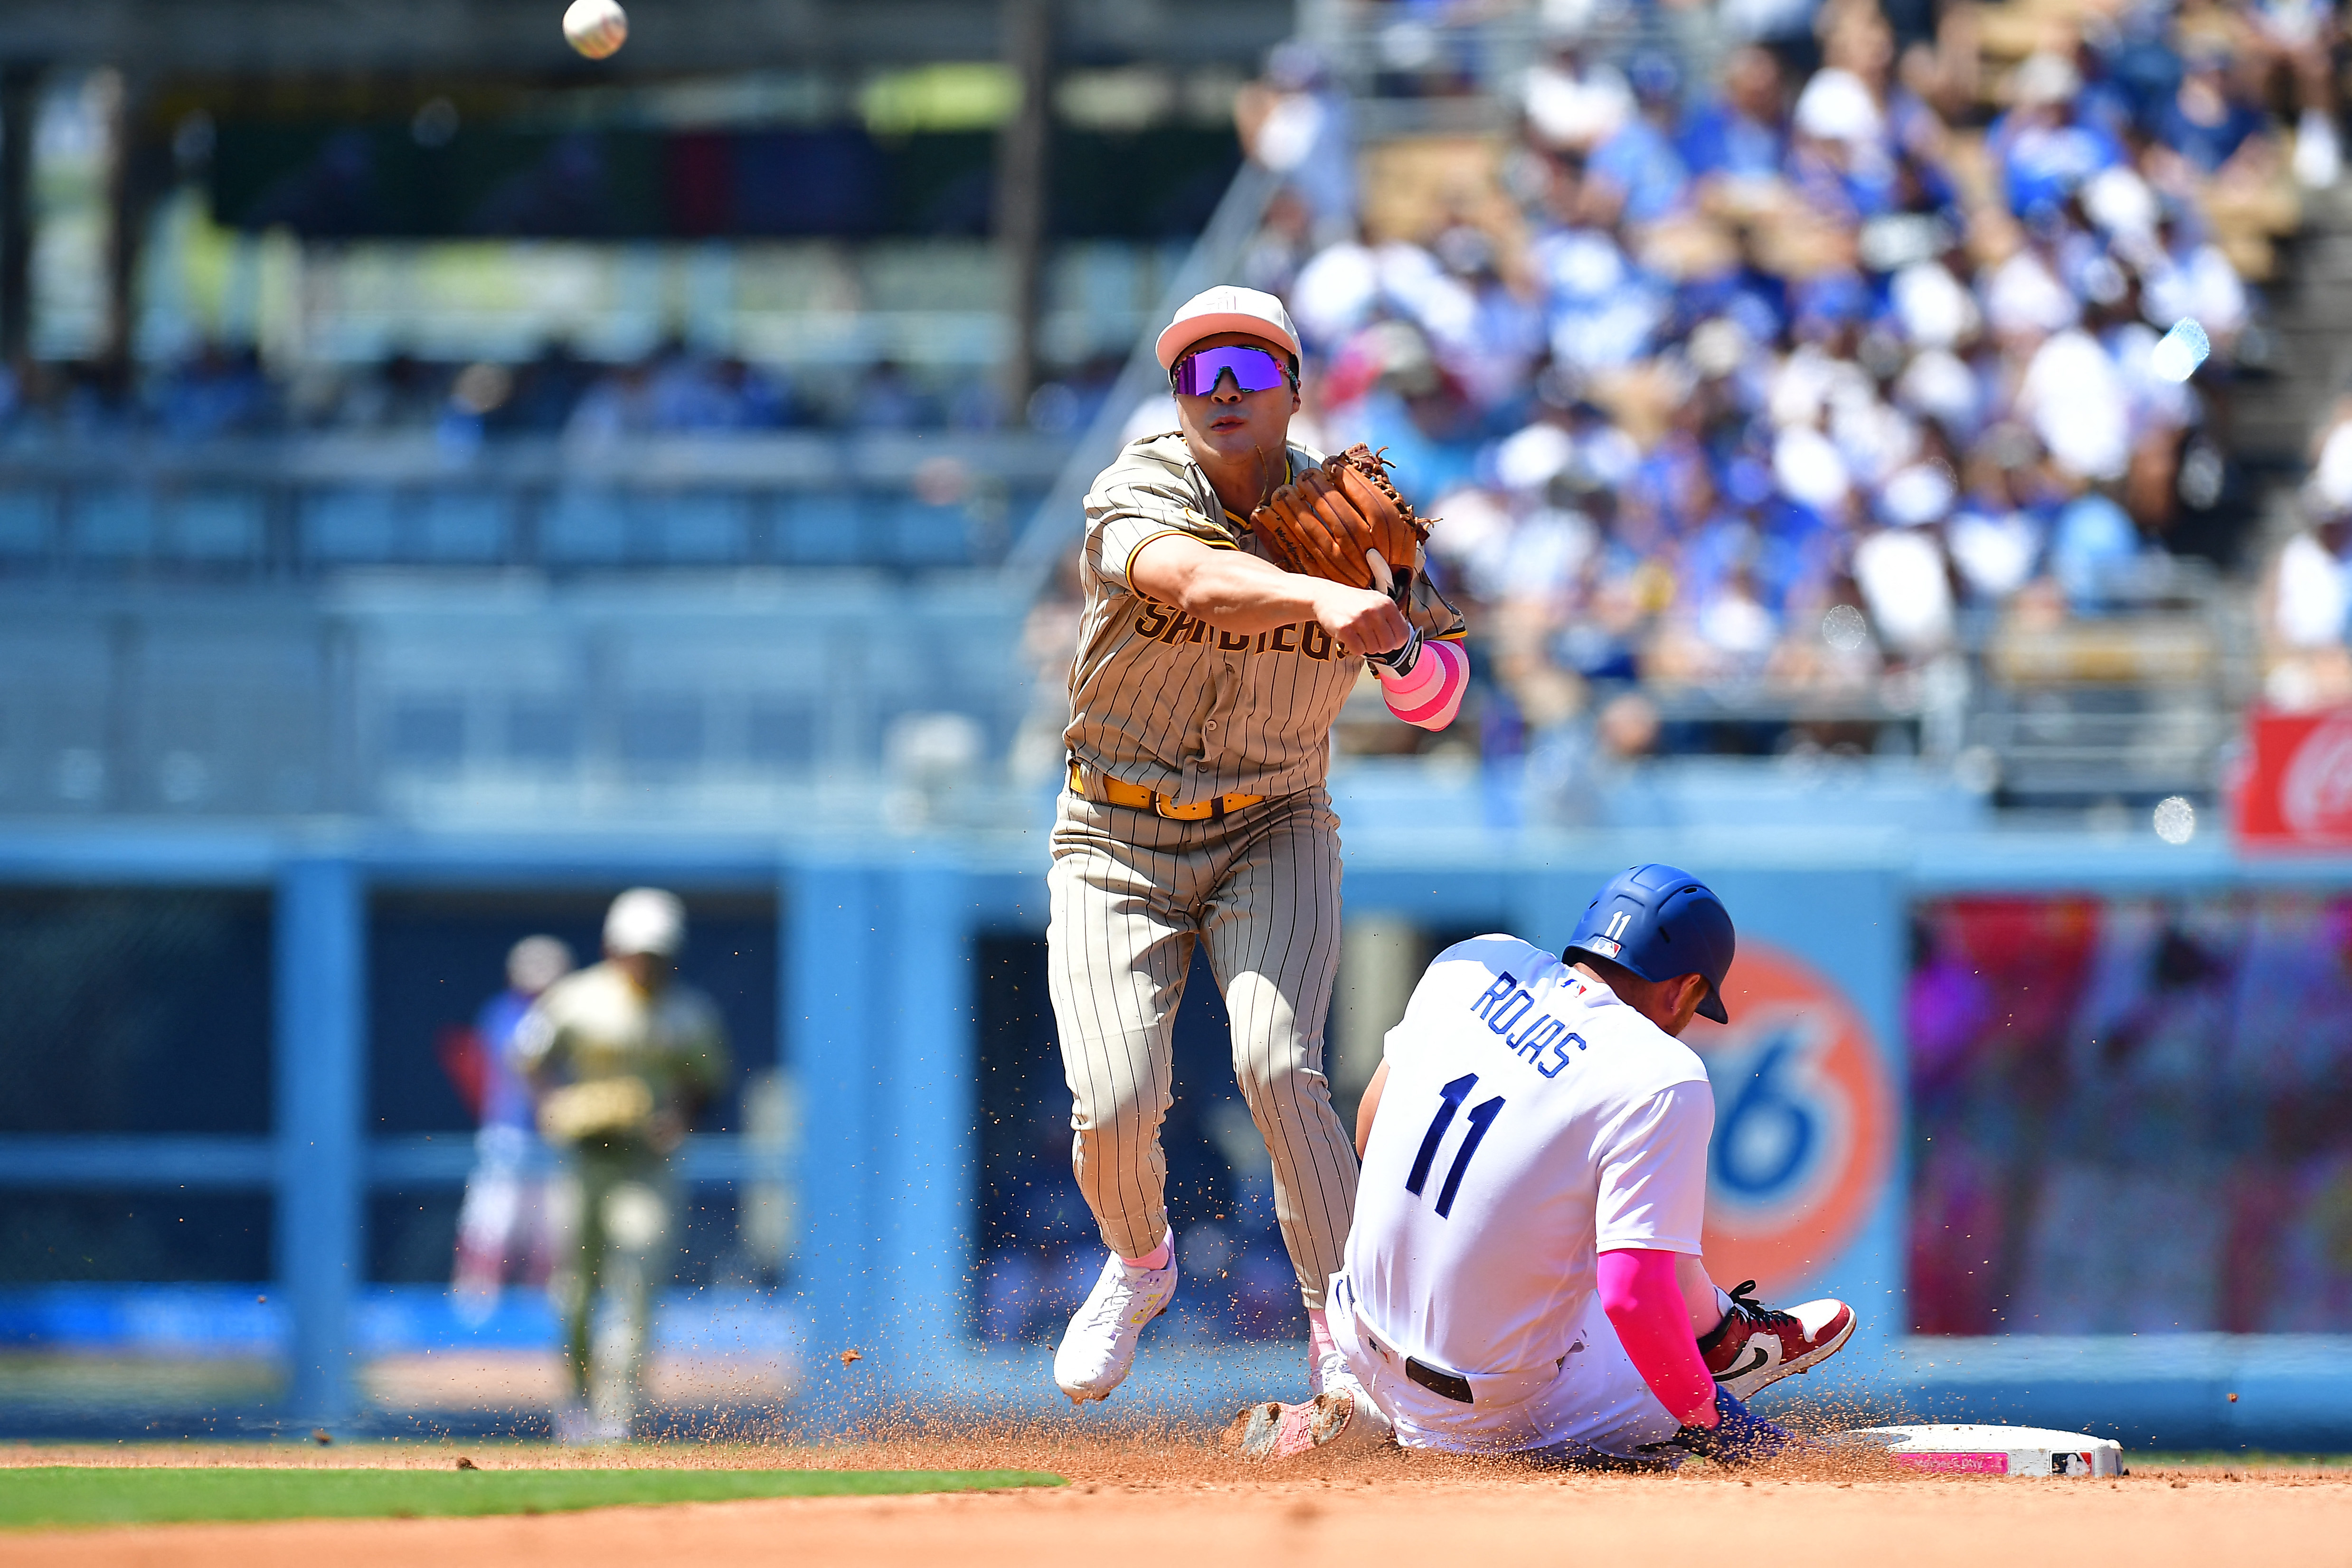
[1564,863,1736,1024]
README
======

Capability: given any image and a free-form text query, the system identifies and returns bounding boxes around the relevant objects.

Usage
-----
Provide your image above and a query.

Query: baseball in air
[563,0,628,58]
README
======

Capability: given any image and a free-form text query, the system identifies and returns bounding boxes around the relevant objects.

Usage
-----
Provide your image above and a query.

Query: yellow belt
[1068,760,1265,822]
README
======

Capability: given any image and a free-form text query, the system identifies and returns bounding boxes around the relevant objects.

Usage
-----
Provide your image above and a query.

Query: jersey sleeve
[1592,1077,1715,1255]
[1083,448,1237,598]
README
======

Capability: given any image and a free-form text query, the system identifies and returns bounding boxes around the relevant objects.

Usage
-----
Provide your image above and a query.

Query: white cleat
[1053,1247,1178,1403]
[1231,1390,1391,1460]
[552,1402,629,1445]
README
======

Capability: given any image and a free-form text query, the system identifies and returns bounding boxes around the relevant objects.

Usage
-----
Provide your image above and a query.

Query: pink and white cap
[1154,285,1302,368]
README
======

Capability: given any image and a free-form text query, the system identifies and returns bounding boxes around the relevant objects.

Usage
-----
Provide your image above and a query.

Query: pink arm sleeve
[1596,1248,1718,1427]
[1376,637,1468,731]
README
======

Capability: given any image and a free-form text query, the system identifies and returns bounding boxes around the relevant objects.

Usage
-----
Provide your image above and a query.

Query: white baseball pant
[1326,1272,1681,1459]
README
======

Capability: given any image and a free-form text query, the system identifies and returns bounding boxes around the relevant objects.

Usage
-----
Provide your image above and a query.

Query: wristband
[1366,625,1422,674]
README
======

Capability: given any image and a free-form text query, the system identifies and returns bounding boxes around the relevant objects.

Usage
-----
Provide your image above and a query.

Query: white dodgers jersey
[1343,936,1715,1382]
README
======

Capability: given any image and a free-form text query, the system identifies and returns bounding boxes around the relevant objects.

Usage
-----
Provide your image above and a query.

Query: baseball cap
[604,887,686,958]
[2012,50,2081,106]
[506,934,575,993]
[1155,285,1303,368]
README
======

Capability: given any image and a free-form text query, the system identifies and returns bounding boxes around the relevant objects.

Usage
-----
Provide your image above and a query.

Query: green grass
[0,1465,1065,1530]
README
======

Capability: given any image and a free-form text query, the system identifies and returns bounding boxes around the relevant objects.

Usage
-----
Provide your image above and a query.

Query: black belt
[1404,1357,1475,1404]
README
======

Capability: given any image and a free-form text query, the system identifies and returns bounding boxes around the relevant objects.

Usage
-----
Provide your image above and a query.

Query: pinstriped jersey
[1065,431,1467,806]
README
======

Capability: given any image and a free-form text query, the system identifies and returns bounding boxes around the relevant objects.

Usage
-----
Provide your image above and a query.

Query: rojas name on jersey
[1470,970,1589,1079]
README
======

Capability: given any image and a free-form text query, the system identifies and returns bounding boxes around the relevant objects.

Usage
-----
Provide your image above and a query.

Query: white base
[1831,1423,2125,1478]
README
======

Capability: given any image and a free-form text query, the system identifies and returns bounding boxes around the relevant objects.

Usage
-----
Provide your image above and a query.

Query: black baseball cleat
[1697,1281,1857,1399]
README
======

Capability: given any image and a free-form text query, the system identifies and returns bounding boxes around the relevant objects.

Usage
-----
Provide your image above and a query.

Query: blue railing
[0,431,1067,576]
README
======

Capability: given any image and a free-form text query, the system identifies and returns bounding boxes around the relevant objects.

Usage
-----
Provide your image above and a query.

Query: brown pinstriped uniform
[1048,430,1465,1311]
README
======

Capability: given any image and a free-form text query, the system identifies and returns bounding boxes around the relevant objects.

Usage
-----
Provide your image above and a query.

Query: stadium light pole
[99,67,161,393]
[0,64,38,366]
[994,0,1052,417]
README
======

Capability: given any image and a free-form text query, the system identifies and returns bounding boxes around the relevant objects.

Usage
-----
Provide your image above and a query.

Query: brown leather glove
[1247,444,1432,594]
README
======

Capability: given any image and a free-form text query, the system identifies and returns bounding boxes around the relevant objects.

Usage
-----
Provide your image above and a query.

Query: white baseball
[563,0,628,59]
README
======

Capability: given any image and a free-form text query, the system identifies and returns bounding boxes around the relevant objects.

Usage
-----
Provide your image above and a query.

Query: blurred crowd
[3,0,2349,746]
[1908,891,2352,1333]
[1229,0,2352,772]
[2278,394,2352,706]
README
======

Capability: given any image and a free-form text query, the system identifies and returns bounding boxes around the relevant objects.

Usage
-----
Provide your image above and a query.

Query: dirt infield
[8,1436,2350,1568]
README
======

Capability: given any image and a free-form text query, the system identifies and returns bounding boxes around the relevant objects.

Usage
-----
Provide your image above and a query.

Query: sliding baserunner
[1236,863,1855,1463]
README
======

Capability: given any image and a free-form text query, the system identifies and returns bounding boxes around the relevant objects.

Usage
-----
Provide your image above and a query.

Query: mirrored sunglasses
[1170,344,1291,397]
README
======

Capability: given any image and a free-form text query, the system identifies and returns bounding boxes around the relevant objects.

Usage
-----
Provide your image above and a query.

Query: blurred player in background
[449,934,576,1326]
[516,888,729,1445]
[1237,864,1853,1464]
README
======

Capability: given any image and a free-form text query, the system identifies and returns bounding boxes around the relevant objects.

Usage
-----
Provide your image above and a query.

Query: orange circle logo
[1685,939,1893,1297]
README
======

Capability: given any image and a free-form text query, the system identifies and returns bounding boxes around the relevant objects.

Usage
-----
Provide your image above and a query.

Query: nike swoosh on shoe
[1719,1346,1772,1382]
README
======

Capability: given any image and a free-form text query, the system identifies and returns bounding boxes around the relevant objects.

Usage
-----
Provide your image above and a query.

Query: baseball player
[514,888,729,1445]
[1235,864,1854,1463]
[451,934,575,1325]
[1048,284,1473,1405]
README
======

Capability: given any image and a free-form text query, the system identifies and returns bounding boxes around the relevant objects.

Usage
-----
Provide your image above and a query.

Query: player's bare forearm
[1132,533,1335,632]
[1130,532,1407,651]
[1354,1058,1389,1159]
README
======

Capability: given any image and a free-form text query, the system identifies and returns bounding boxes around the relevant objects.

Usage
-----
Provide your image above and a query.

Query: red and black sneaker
[1696,1280,1856,1399]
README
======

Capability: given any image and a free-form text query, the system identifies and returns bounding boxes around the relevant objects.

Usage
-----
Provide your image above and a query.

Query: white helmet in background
[506,934,575,994]
[604,888,687,958]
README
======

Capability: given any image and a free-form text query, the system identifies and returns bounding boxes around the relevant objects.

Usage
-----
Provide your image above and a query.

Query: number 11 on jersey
[1404,1072,1505,1218]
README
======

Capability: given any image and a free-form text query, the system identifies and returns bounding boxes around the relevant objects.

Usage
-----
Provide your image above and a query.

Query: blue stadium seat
[872,496,971,567]
[619,698,703,765]
[745,699,821,766]
[0,491,54,557]
[302,490,398,563]
[169,491,266,562]
[772,493,866,566]
[504,699,581,764]
[539,491,629,565]
[645,495,751,564]
[71,491,158,558]
[386,700,466,766]
[416,493,510,563]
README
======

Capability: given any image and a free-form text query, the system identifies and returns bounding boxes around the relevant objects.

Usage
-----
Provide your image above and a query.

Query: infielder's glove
[538,1077,656,1143]
[1247,444,1432,598]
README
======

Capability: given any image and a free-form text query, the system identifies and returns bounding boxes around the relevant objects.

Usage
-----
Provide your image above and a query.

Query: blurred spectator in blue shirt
[1991,53,2127,217]
[153,343,274,438]
[1587,54,1694,225]
[1681,46,1791,185]
[852,359,932,431]
[2155,48,2271,175]
[2050,488,2147,610]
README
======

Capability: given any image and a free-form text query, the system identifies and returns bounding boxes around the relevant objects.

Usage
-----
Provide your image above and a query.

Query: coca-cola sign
[2236,708,2352,847]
